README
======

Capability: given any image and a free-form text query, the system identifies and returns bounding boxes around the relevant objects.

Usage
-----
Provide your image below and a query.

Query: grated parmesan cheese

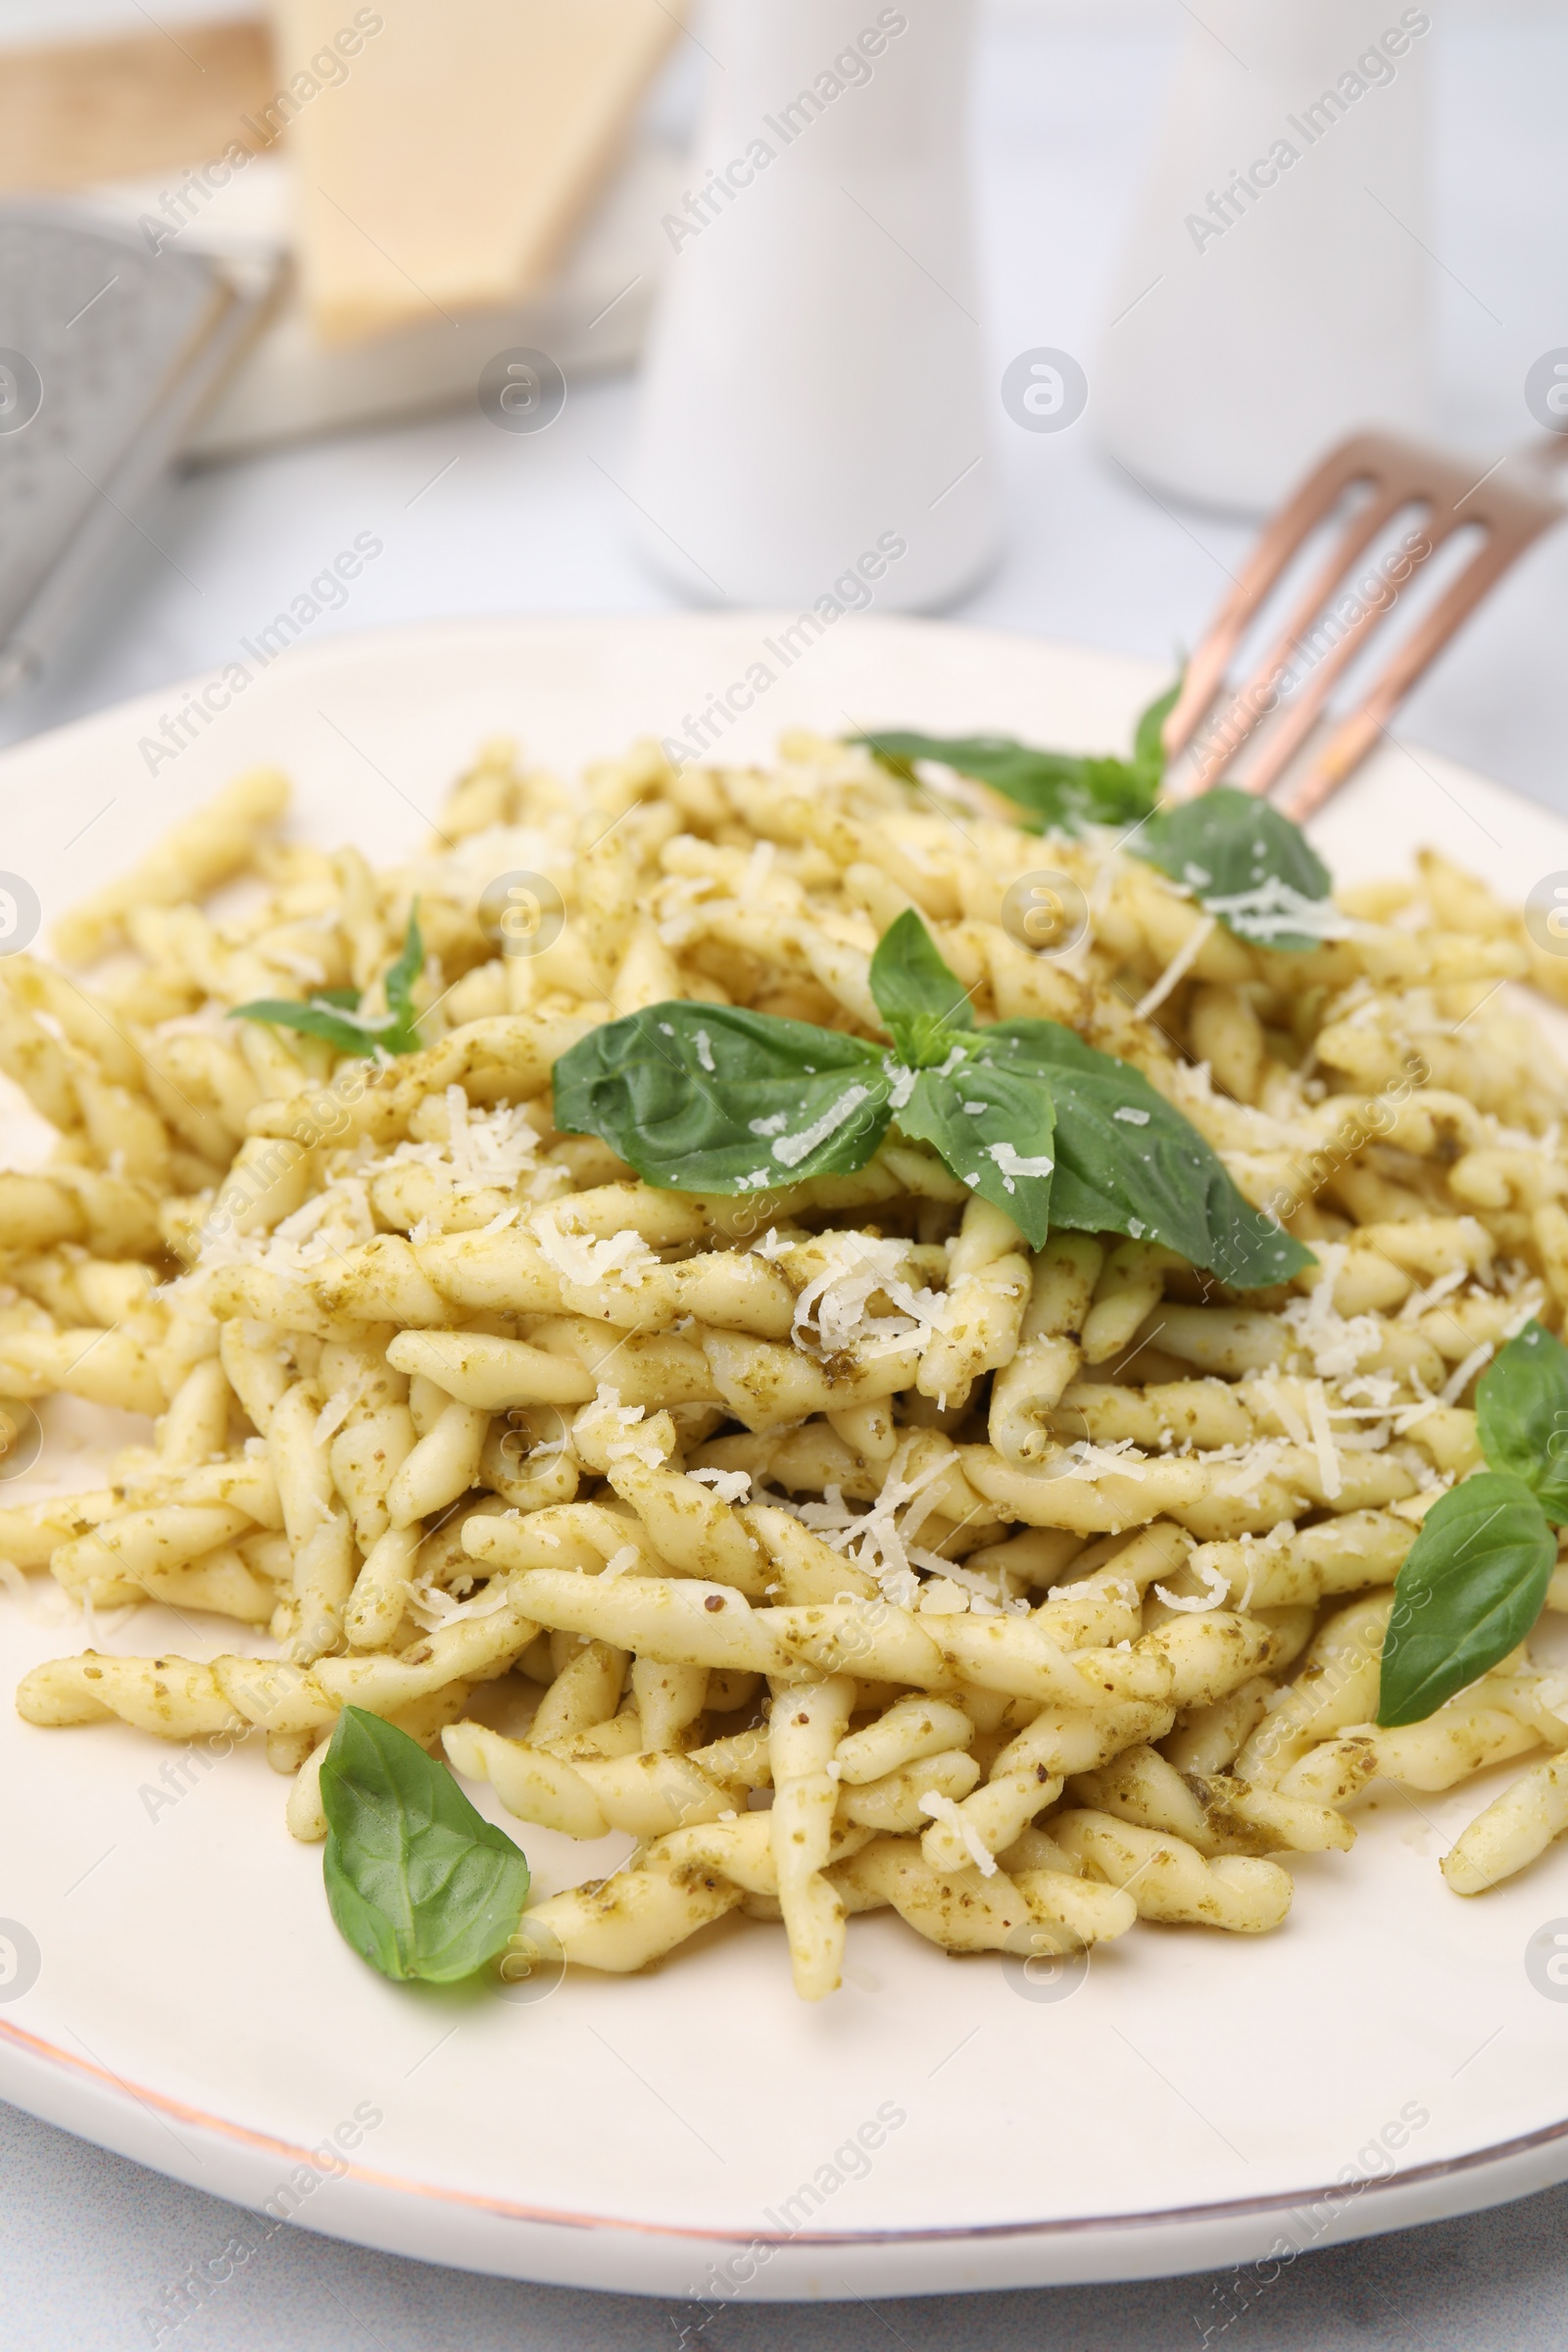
[388,1095,541,1195]
[1399,1267,1468,1324]
[1154,1561,1230,1614]
[790,1231,944,1362]
[1135,914,1216,1019]
[1281,1245,1384,1383]
[1302,1380,1343,1501]
[313,1386,359,1446]
[918,1790,997,1876]
[689,1466,753,1504]
[1200,876,1355,946]
[1442,1344,1494,1405]
[534,1208,659,1291]
[911,1557,1017,1616]
[1044,1438,1147,1483]
[1249,1377,1308,1447]
[573,1386,668,1471]
[405,1572,513,1632]
[985,1140,1054,1191]
[794,1443,956,1601]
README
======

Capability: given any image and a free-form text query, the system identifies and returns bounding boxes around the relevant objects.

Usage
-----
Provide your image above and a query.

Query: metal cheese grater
[0,202,275,699]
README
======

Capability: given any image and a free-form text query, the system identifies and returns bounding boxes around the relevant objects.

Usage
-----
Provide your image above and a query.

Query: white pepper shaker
[629,0,1000,610]
[1094,2,1434,513]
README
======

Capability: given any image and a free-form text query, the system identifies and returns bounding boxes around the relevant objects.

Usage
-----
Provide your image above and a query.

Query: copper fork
[1160,429,1566,820]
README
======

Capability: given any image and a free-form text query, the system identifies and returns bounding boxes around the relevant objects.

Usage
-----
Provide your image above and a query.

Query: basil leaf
[895,1047,1056,1247]
[977,1020,1313,1287]
[1132,673,1182,782]
[229,999,388,1057]
[320,1705,530,1983]
[549,907,1314,1261]
[857,729,1083,803]
[552,1003,890,1193]
[853,673,1182,838]
[1133,786,1341,953]
[853,733,1157,836]
[868,907,975,1064]
[1476,1320,1568,1524]
[1377,1473,1556,1727]
[382,899,425,1054]
[230,906,427,1058]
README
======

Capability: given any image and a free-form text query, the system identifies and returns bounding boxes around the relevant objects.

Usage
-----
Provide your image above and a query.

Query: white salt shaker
[1094,2,1434,513]
[629,0,1000,610]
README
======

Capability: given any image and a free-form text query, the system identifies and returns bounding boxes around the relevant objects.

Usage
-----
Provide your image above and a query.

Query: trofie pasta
[8,718,1568,2000]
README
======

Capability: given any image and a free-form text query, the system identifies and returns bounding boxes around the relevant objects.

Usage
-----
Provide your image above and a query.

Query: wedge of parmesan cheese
[271,0,680,342]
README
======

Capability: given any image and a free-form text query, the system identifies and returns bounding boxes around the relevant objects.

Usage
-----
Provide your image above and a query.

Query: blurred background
[0,0,1563,809]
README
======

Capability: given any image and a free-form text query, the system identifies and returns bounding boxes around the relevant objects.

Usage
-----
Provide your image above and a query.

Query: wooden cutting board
[0,7,681,345]
[0,21,280,193]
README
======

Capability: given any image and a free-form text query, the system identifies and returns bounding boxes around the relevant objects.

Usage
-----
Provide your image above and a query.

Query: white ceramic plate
[4,612,1568,2304]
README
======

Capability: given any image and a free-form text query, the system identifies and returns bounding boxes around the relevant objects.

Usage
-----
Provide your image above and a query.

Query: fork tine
[1170,428,1565,819]
[1280,511,1558,820]
[1161,433,1405,759]
[1231,497,1503,799]
[1186,481,1418,791]
[1235,576,1420,798]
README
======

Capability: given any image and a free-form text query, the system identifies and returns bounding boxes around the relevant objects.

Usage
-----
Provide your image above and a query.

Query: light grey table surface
[4,4,1568,2346]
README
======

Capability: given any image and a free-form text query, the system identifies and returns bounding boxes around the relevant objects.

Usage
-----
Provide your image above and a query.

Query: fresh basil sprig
[320,1704,531,1983]
[876,915,1058,1245]
[1476,1318,1568,1524]
[867,903,976,1059]
[553,907,1310,1284]
[857,681,1349,956]
[1131,788,1347,954]
[1379,1322,1568,1726]
[381,900,426,1046]
[853,676,1180,837]
[231,902,426,1058]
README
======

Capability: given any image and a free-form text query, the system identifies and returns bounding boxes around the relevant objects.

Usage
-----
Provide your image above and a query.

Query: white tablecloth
[4,5,1568,2344]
